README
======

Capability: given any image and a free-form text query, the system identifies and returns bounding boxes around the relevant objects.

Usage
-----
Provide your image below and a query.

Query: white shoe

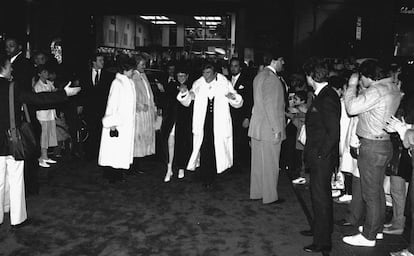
[178,169,184,179]
[164,171,173,182]
[390,249,414,256]
[332,190,341,198]
[44,159,57,164]
[39,160,50,168]
[342,233,376,247]
[292,177,306,185]
[358,226,383,239]
[338,194,352,203]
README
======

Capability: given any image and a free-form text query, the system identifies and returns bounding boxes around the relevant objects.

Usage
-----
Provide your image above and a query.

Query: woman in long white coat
[177,63,243,188]
[98,56,136,183]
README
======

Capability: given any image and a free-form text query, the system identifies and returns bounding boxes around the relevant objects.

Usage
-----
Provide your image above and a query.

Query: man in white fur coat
[177,63,243,188]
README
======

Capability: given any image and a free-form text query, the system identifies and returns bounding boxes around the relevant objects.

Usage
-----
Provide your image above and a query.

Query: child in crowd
[288,90,308,184]
[33,65,58,168]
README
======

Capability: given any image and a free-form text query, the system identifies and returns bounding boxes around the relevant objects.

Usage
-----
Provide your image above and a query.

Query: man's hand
[64,82,81,96]
[156,80,165,92]
[189,91,195,100]
[242,118,250,129]
[385,116,410,140]
[348,73,359,87]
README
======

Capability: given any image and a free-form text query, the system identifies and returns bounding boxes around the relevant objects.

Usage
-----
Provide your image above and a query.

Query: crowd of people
[0,36,414,256]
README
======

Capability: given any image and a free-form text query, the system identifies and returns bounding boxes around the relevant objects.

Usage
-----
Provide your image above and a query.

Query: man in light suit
[248,53,286,204]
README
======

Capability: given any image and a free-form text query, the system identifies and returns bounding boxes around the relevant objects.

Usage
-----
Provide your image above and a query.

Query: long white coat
[177,73,243,174]
[98,73,136,170]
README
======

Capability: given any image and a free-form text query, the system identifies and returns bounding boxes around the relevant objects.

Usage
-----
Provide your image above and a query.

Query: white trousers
[0,156,27,225]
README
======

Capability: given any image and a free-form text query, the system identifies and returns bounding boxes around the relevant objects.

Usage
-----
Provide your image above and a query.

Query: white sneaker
[164,171,173,182]
[39,160,50,168]
[44,159,57,164]
[292,177,306,185]
[390,249,414,256]
[338,194,352,203]
[178,169,185,179]
[342,233,376,247]
[332,190,341,198]
[358,226,383,239]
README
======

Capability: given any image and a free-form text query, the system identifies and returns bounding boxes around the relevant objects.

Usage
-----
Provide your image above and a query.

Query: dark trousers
[309,155,335,247]
[25,105,41,195]
[280,122,297,172]
[102,166,124,182]
[358,138,392,240]
[85,117,102,161]
[290,149,304,180]
[408,152,414,253]
[347,176,364,226]
[199,106,216,185]
[232,117,250,169]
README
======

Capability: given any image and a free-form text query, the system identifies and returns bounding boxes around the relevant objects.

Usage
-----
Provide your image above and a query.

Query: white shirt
[10,52,22,64]
[266,65,276,74]
[314,82,328,96]
[92,69,101,86]
[231,73,241,86]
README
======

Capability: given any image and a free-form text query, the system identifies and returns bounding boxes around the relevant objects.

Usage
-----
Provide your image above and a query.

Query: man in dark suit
[80,53,114,161]
[228,57,253,170]
[5,38,39,195]
[248,53,286,204]
[301,58,340,255]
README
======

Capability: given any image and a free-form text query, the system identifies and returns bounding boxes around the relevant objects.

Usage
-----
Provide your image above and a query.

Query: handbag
[7,82,38,160]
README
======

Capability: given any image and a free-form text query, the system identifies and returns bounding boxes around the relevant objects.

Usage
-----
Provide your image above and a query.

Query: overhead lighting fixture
[194,16,221,21]
[151,20,176,25]
[206,21,220,25]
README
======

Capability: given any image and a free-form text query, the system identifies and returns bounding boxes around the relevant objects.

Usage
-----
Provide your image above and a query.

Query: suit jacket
[228,72,253,125]
[304,85,341,167]
[248,67,286,142]
[11,53,34,92]
[80,68,114,124]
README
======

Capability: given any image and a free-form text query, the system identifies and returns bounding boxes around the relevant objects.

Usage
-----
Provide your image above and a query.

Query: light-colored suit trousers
[250,138,281,204]
[0,156,27,225]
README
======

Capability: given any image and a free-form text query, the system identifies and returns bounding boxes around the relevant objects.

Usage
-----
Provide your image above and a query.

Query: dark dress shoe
[335,219,352,227]
[300,229,313,236]
[303,244,331,253]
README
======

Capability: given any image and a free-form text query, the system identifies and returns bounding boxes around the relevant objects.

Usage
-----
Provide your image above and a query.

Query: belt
[359,135,390,141]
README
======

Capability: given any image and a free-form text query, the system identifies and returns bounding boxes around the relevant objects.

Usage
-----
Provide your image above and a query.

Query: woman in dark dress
[163,68,193,182]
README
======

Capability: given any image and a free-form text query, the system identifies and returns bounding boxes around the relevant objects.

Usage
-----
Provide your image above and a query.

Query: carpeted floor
[0,157,311,256]
[0,156,409,256]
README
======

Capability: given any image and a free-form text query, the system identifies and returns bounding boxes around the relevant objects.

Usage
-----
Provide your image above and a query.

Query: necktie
[232,76,236,86]
[94,70,100,85]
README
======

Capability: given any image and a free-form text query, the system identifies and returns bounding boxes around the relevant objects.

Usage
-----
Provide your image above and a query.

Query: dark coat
[79,68,114,125]
[229,72,253,125]
[304,85,341,167]
[0,77,68,156]
[11,53,34,92]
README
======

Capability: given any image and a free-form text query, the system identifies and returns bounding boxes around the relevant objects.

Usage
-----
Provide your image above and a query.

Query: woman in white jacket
[98,56,136,183]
